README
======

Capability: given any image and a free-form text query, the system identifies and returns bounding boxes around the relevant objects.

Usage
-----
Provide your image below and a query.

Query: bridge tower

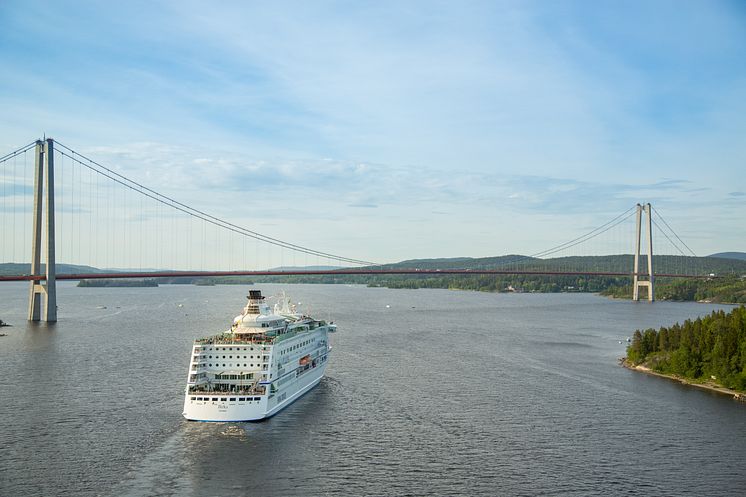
[27,138,57,322]
[632,202,654,302]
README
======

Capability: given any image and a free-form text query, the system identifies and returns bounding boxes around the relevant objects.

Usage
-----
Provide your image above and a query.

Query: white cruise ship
[183,290,335,422]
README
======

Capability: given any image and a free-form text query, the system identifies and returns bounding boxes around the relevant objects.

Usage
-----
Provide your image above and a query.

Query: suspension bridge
[1,138,715,322]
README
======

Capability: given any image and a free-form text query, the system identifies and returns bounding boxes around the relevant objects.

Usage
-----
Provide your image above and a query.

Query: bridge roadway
[0,268,706,282]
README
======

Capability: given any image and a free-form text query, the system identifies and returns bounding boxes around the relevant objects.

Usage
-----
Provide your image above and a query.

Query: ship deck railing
[194,334,273,346]
[195,326,321,346]
[188,387,266,396]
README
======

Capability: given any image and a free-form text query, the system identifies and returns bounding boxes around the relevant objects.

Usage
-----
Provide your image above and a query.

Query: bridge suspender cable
[489,206,638,269]
[1,139,706,282]
[527,207,637,259]
[0,141,38,165]
[651,206,697,257]
[53,141,377,267]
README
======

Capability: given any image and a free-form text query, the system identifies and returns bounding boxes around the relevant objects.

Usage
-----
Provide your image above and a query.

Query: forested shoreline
[625,306,746,392]
[601,276,746,303]
[77,279,158,287]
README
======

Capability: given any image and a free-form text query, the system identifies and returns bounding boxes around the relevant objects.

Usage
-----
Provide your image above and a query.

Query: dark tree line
[626,306,746,391]
[603,276,746,303]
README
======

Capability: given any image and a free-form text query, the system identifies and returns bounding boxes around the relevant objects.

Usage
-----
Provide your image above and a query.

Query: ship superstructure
[183,290,335,422]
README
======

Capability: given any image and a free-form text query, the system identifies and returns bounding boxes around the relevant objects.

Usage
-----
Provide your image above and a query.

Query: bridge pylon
[27,139,57,322]
[632,202,654,302]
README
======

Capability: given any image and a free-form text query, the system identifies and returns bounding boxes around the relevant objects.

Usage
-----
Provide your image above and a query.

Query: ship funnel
[244,289,265,315]
[248,290,264,300]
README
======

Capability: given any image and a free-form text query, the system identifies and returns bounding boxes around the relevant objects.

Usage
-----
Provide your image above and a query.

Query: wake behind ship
[183,290,335,422]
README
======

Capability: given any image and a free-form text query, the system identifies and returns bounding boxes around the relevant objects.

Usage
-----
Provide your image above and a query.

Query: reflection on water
[1,282,745,496]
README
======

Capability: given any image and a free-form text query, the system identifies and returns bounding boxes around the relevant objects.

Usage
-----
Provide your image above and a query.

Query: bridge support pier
[632,203,654,302]
[27,139,57,322]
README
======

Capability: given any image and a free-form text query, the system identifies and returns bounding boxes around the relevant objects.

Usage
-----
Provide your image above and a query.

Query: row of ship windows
[199,355,263,359]
[195,364,265,368]
[196,347,269,352]
[190,396,261,402]
[215,373,253,380]
[281,339,316,355]
[261,321,283,328]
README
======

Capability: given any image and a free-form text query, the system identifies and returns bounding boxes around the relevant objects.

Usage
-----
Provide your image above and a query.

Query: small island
[77,279,159,288]
[622,306,746,400]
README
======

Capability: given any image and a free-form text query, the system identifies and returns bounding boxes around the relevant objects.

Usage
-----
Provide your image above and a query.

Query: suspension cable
[488,207,637,269]
[0,141,37,165]
[529,207,637,258]
[53,142,376,266]
[651,206,697,257]
[651,219,687,256]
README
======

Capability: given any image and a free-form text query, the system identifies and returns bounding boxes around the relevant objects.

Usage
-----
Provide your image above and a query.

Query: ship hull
[183,362,327,422]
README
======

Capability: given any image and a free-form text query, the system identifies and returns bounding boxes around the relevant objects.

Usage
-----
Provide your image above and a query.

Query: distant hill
[392,255,536,269]
[0,263,104,276]
[378,254,746,275]
[708,252,746,261]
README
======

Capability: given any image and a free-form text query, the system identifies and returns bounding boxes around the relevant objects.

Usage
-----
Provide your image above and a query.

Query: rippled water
[1,282,745,496]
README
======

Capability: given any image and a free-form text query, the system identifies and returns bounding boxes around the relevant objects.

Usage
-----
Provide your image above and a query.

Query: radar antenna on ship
[273,291,296,316]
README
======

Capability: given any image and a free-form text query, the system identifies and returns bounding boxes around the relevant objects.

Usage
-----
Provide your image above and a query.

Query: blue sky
[1,1,744,265]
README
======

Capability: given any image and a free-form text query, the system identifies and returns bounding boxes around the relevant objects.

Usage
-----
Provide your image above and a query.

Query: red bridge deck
[0,268,705,282]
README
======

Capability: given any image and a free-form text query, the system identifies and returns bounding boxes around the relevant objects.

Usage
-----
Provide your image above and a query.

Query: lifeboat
[299,354,311,366]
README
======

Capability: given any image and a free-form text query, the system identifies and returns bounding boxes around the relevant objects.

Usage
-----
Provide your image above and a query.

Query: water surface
[1,282,744,496]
